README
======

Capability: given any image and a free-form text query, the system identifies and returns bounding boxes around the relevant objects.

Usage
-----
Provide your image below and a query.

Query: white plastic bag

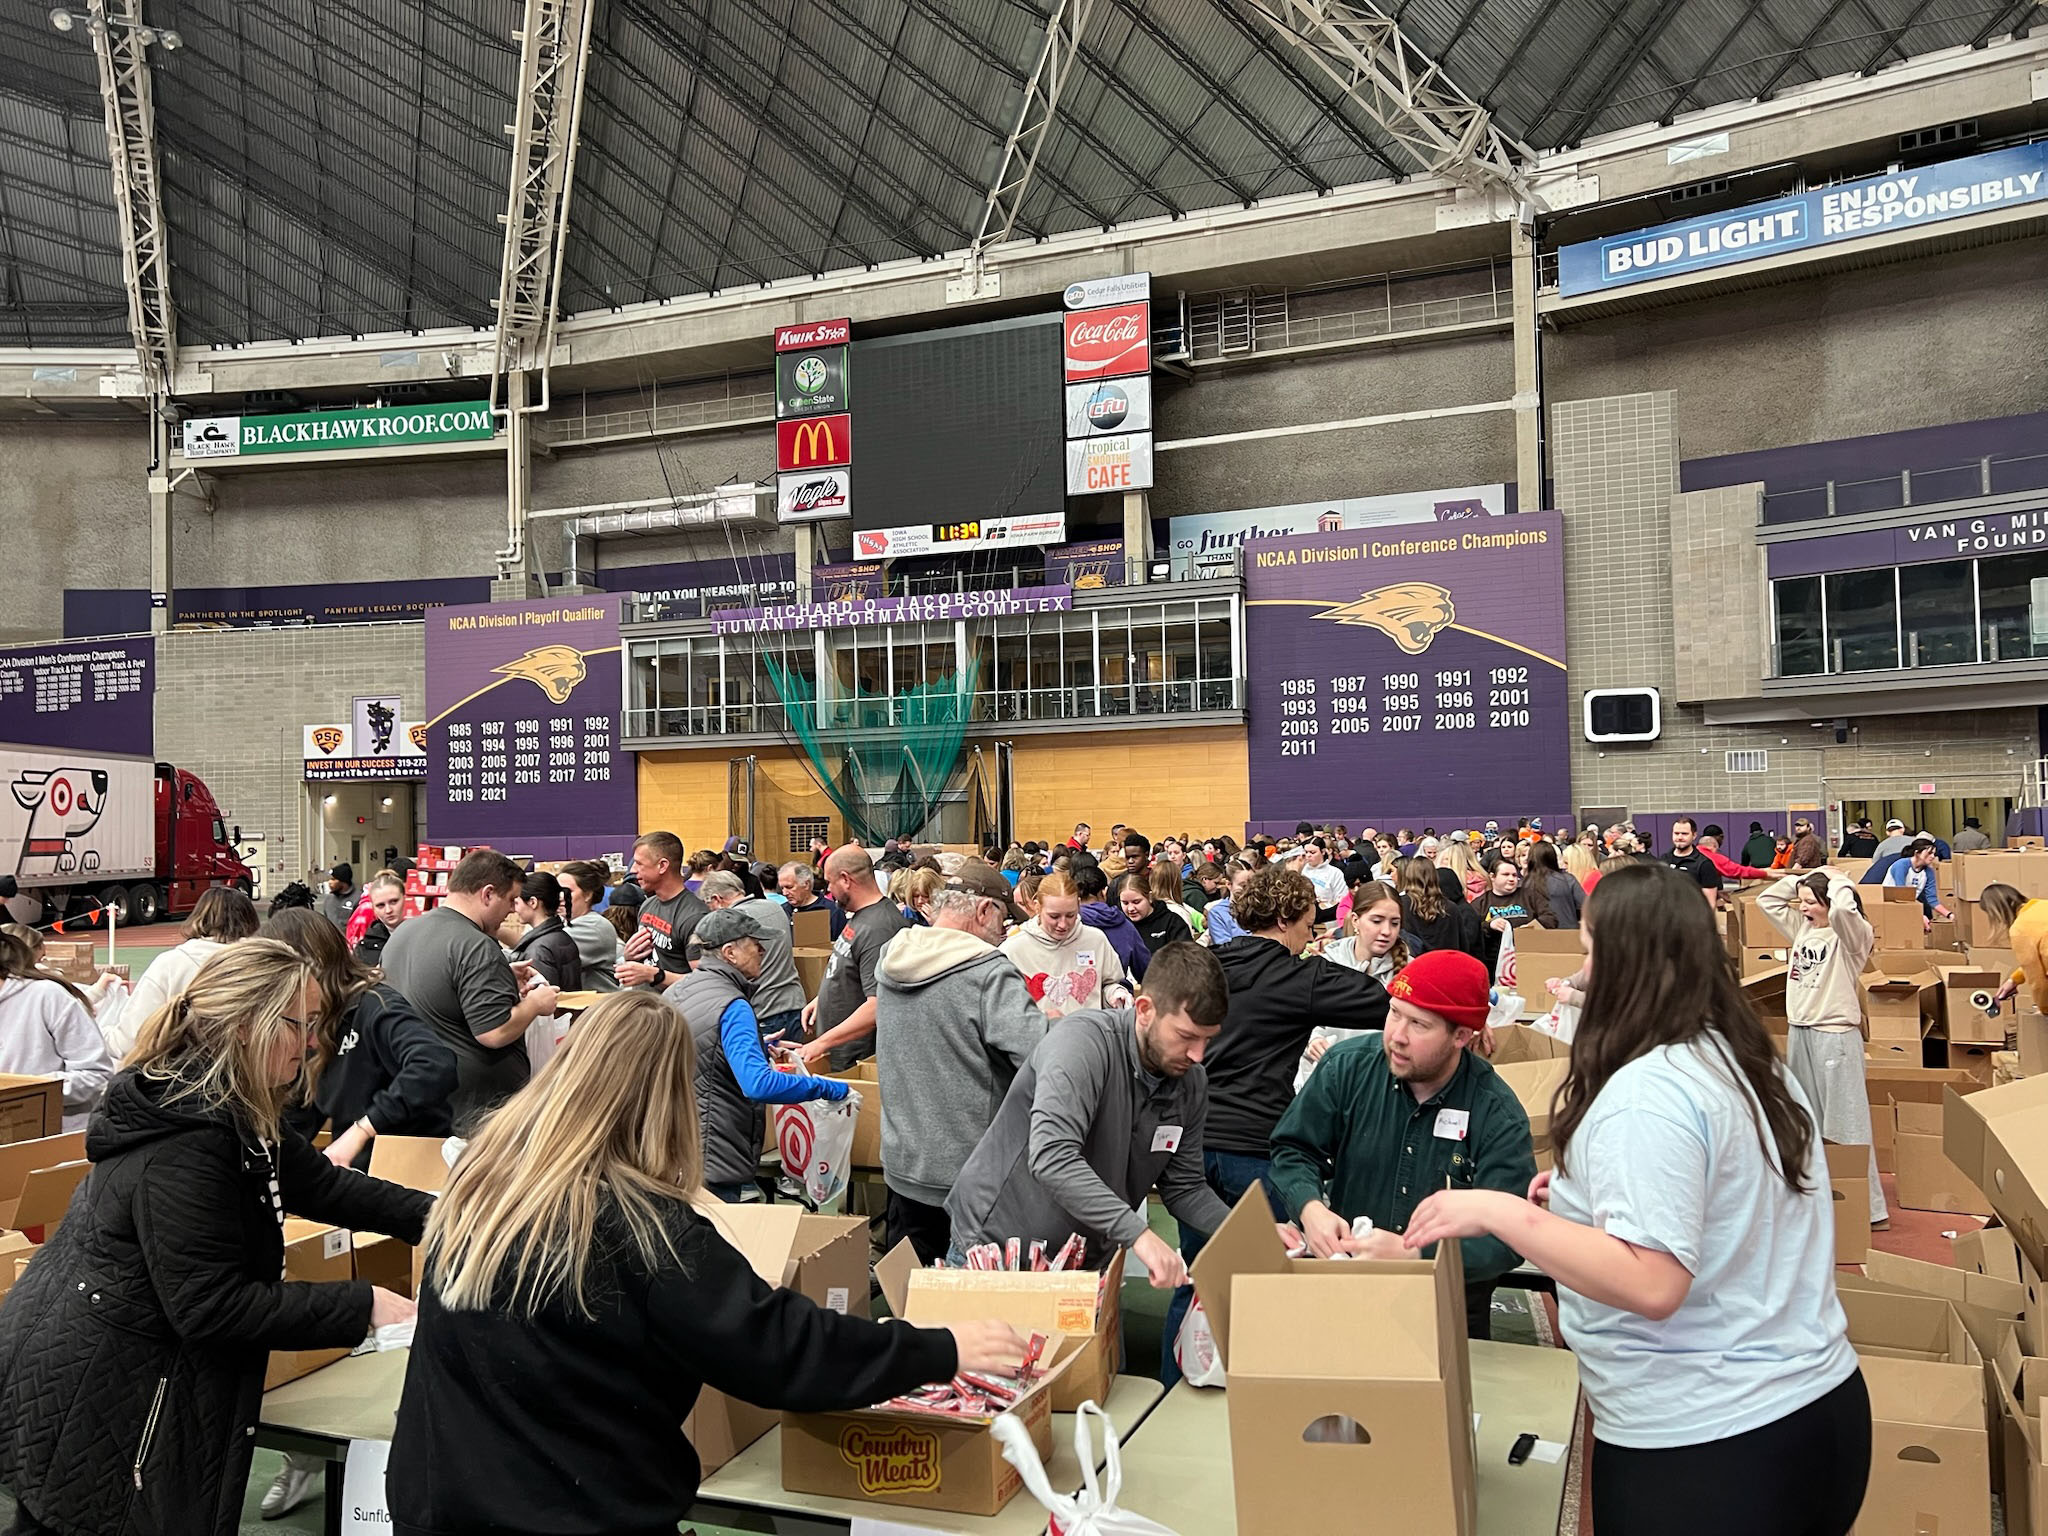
[1534,999,1579,1043]
[1484,990,1523,1036]
[92,979,131,1047]
[1173,1298,1227,1388]
[775,1089,860,1207]
[1292,1025,1375,1092]
[994,1400,1183,1536]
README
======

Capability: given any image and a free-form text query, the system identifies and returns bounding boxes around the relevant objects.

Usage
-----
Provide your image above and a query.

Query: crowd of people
[0,805,2016,1535]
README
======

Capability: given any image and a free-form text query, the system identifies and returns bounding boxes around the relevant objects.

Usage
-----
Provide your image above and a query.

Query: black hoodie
[284,983,460,1164]
[0,1069,430,1536]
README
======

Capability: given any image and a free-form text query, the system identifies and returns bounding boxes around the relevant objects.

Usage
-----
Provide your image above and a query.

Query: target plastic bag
[1172,1297,1227,1388]
[994,1400,1183,1536]
[775,1089,861,1207]
[1534,999,1579,1043]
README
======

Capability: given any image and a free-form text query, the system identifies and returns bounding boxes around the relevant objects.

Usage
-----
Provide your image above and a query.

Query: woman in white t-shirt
[0,932,115,1131]
[1405,861,1866,1536]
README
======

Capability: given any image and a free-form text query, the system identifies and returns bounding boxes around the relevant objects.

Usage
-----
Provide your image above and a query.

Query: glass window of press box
[1772,551,2048,676]
[625,599,1242,737]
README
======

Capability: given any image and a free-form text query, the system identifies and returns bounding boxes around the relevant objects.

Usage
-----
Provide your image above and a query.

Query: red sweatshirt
[1704,846,1774,882]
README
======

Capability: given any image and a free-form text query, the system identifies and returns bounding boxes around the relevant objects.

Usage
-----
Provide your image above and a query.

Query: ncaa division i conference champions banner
[424,595,635,845]
[1245,513,1569,828]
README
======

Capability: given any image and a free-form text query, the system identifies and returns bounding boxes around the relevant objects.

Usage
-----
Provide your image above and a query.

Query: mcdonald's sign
[777,412,851,471]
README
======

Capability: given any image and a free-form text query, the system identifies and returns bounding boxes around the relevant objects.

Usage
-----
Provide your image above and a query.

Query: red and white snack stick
[956,1371,1022,1405]
[1005,1237,1021,1272]
[1020,1331,1048,1380]
[1049,1233,1082,1271]
[1029,1239,1047,1271]
[1071,1236,1087,1268]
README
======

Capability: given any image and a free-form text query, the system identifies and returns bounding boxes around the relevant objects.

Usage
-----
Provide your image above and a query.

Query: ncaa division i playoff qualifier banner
[1245,513,1569,828]
[424,594,635,845]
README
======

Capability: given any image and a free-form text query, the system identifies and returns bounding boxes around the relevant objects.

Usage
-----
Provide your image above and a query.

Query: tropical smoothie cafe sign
[179,402,498,459]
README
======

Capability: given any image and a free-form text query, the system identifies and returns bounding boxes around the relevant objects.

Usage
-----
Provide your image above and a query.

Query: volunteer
[1952,816,1993,853]
[1877,837,1952,927]
[1789,816,1827,870]
[1984,883,2048,1011]
[617,832,710,989]
[387,990,1028,1536]
[0,931,114,1132]
[1270,948,1535,1338]
[697,869,805,1043]
[351,871,410,966]
[777,859,844,940]
[510,871,584,991]
[558,861,620,991]
[380,850,561,1132]
[1073,858,1151,978]
[1149,861,1207,940]
[948,944,1267,1285]
[1119,870,1193,952]
[1756,871,1886,1229]
[1300,839,1348,923]
[875,875,1045,1262]
[0,940,428,1536]
[1002,870,1132,1018]
[665,908,850,1204]
[316,862,359,931]
[799,844,910,1069]
[267,908,458,1169]
[1321,879,1408,985]
[1398,855,1484,959]
[1404,863,1868,1536]
[1523,839,1584,928]
[1200,860,1255,945]
[119,884,261,1057]
[1662,818,1725,906]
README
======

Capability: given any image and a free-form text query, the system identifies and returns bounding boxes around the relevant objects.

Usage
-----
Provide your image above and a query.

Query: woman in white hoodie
[0,932,114,1130]
[1759,869,1886,1228]
[999,872,1130,1017]
[116,885,260,1058]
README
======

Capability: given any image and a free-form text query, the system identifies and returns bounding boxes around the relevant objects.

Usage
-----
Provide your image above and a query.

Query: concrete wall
[1671,482,1768,703]
[1545,237,2048,462]
[0,421,152,643]
[153,623,426,887]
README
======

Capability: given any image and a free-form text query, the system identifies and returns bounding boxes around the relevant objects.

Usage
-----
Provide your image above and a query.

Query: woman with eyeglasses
[0,939,431,1536]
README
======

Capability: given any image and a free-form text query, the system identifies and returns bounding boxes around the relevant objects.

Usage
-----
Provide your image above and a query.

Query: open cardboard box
[819,1058,882,1170]
[1994,1329,2048,1536]
[0,1131,87,1239]
[1945,1077,2048,1282]
[266,1218,357,1388]
[1951,1043,2000,1088]
[1874,885,1933,950]
[1837,1287,1992,1536]
[1859,1249,2025,1361]
[1487,1025,1568,1170]
[1825,1143,1872,1263]
[1897,1100,1994,1216]
[1504,927,1581,1014]
[1863,952,1940,1042]
[1190,1187,1477,1536]
[368,1134,458,1295]
[0,1077,60,1146]
[1940,965,2012,1047]
[780,1238,1077,1517]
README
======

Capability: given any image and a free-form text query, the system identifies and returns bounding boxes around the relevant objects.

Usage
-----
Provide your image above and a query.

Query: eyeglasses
[283,1014,316,1037]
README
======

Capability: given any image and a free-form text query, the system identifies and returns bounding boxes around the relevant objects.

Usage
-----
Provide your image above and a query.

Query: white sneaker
[260,1456,321,1519]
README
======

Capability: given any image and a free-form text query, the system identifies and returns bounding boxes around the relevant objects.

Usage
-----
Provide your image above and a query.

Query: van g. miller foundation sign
[180,403,497,459]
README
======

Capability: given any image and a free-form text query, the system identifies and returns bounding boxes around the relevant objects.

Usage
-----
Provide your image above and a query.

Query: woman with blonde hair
[1439,840,1483,899]
[1561,841,1598,890]
[0,940,427,1536]
[1399,855,1483,960]
[118,883,261,1058]
[387,990,1025,1535]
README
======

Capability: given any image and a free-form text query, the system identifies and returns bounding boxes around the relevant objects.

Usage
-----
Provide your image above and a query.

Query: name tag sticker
[1434,1109,1470,1142]
[1152,1124,1183,1154]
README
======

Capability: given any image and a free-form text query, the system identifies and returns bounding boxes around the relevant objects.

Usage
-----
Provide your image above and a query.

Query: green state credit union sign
[179,402,497,459]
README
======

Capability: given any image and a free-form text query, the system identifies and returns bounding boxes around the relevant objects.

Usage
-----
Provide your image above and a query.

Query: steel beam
[84,0,175,394]
[1242,0,1542,208]
[966,0,1094,278]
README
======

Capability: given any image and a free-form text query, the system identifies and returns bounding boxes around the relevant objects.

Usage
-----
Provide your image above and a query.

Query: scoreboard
[1244,513,1570,828]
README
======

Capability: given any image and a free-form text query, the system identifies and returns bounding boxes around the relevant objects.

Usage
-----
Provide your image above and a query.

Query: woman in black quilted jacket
[0,938,432,1536]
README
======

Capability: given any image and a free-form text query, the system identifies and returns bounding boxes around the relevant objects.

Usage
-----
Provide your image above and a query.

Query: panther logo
[10,768,110,874]
[364,700,396,754]
[492,645,588,704]
[310,726,345,755]
[1314,582,1458,655]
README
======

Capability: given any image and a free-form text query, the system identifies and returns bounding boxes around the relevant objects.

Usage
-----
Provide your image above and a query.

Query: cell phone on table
[1508,1432,1537,1466]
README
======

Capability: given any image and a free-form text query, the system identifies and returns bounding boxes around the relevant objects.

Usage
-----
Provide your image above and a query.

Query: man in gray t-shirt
[380,851,559,1133]
[800,845,910,1071]
[616,832,707,990]
[694,871,803,1038]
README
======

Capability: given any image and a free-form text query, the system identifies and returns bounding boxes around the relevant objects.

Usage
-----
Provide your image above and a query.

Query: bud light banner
[424,595,634,852]
[1559,140,2048,296]
[0,637,154,756]
[1244,513,1569,828]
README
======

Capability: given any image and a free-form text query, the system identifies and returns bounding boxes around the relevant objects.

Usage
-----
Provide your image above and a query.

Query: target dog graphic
[9,767,111,875]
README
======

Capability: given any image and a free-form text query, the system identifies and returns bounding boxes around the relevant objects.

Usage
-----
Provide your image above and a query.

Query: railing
[543,387,775,447]
[1761,451,2048,524]
[623,677,1242,739]
[1182,262,1510,364]
[891,551,1242,596]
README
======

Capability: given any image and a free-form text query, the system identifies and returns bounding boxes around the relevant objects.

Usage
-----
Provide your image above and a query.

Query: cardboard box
[1838,1289,1992,1536]
[1864,953,1940,1040]
[1867,1064,1981,1109]
[1190,1187,1477,1536]
[1941,965,2011,1046]
[1897,1100,1994,1216]
[1504,927,1581,1011]
[1952,1043,2001,1088]
[823,1059,882,1170]
[1875,887,1932,950]
[790,908,832,952]
[1826,1142,1872,1263]
[793,946,833,1002]
[1945,1077,2048,1280]
[1958,1224,2027,1284]
[266,1219,356,1388]
[1993,1331,2048,1536]
[1873,1104,1896,1173]
[682,1202,798,1475]
[779,1239,1075,1517]
[0,1131,86,1234]
[1741,945,1790,978]
[1486,1025,1568,1170]
[0,1231,35,1302]
[1865,1036,1920,1066]
[2020,1010,2048,1077]
[0,1077,60,1146]
[1863,1249,2026,1337]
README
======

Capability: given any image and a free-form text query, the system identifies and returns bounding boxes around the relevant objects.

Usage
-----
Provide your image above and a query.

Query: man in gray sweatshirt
[875,879,1046,1263]
[946,943,1245,1290]
[696,870,806,1042]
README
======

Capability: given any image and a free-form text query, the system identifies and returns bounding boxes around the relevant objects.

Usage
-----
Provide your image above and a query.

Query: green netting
[765,653,979,845]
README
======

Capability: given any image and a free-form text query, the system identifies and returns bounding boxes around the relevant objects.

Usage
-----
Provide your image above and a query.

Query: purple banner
[1767,504,2048,578]
[1244,516,1569,828]
[425,595,634,845]
[713,585,1072,635]
[592,555,796,619]
[1045,537,1127,590]
[0,637,154,756]
[810,561,888,601]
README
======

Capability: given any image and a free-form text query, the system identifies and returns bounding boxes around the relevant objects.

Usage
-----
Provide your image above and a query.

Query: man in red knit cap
[1268,947,1536,1339]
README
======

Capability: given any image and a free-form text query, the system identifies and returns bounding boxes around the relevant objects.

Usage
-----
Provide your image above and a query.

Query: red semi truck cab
[152,764,252,921]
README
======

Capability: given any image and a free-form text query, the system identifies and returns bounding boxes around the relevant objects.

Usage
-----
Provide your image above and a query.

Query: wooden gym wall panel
[1004,727,1249,843]
[637,749,842,858]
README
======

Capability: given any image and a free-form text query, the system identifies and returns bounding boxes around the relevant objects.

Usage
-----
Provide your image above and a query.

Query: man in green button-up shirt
[1269,948,1535,1340]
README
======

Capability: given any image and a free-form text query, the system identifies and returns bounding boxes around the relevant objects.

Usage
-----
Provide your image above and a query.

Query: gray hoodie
[1759,871,1873,1031]
[945,1007,1235,1255]
[875,925,1046,1206]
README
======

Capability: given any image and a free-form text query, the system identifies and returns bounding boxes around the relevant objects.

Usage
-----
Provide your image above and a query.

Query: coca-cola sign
[1063,301,1150,382]
[774,317,851,352]
[776,468,852,524]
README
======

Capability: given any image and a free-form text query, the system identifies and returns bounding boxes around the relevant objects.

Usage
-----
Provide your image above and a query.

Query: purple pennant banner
[0,637,154,756]
[424,595,635,847]
[712,585,1072,635]
[1244,515,1569,829]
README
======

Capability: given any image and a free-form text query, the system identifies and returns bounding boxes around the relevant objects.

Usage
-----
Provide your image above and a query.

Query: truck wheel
[129,884,161,926]
[99,885,131,927]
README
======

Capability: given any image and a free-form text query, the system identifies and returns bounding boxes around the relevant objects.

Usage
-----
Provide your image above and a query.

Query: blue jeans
[1159,1148,1288,1385]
